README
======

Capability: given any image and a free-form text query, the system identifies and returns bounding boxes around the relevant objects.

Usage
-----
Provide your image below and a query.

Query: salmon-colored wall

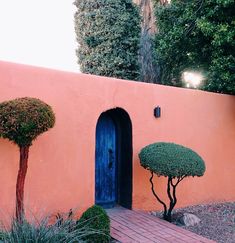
[0,61,235,222]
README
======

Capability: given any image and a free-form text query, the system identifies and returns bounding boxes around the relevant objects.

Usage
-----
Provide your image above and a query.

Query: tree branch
[170,175,186,187]
[185,0,204,36]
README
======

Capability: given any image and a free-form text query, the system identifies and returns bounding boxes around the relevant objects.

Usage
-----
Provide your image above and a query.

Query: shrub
[0,97,55,222]
[139,142,205,222]
[78,205,110,243]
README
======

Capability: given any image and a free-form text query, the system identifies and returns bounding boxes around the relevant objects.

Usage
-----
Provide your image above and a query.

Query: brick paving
[107,207,215,243]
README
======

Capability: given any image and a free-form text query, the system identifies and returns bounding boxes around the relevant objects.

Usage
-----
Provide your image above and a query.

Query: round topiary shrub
[0,97,55,222]
[0,97,55,147]
[139,142,205,222]
[78,205,110,243]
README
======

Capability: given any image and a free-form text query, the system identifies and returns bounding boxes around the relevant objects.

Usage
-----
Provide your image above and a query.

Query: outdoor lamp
[154,106,161,118]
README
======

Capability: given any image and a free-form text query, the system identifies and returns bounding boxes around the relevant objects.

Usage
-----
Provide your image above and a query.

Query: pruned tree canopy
[139,142,205,178]
[0,97,55,147]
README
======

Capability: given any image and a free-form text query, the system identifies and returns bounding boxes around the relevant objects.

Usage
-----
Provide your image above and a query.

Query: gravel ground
[152,202,235,243]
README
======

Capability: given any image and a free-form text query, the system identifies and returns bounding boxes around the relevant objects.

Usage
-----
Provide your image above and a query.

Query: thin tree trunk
[166,176,185,222]
[149,171,168,219]
[16,146,29,222]
[167,181,177,222]
[166,177,174,222]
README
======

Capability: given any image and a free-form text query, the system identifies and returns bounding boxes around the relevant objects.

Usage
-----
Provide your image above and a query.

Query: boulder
[179,213,201,226]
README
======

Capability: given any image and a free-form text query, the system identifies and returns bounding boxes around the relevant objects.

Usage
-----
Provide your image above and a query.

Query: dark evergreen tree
[74,0,141,81]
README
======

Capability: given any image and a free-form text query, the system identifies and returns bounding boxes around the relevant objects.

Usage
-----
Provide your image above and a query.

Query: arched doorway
[95,108,132,209]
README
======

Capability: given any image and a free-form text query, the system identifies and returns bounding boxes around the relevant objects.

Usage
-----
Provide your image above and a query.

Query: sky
[0,0,79,72]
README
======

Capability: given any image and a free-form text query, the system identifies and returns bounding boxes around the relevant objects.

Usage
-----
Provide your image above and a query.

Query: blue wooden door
[95,113,117,208]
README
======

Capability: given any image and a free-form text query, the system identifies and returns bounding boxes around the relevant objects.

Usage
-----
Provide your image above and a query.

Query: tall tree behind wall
[74,0,141,81]
[154,0,235,94]
[133,0,169,83]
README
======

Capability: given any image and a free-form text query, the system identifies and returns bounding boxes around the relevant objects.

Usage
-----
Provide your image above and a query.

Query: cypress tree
[74,0,141,81]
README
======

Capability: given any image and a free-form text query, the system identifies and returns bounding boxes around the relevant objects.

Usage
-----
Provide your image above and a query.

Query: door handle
[108,149,113,169]
[108,161,113,169]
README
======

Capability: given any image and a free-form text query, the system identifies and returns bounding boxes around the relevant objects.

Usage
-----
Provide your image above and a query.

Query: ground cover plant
[139,142,205,222]
[0,97,55,222]
[0,205,110,242]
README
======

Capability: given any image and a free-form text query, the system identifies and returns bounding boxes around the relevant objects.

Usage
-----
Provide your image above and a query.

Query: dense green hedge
[74,0,141,80]
[139,142,205,178]
[0,97,55,147]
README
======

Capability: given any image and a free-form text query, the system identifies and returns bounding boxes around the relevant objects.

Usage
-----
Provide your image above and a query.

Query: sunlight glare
[182,71,204,88]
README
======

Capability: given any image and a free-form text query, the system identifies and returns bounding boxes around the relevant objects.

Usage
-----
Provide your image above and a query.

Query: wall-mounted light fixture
[154,106,161,118]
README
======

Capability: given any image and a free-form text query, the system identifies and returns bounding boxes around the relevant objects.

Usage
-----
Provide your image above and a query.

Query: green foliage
[74,0,141,80]
[139,142,205,178]
[0,215,101,243]
[154,0,235,94]
[0,97,55,147]
[139,142,206,222]
[79,205,110,243]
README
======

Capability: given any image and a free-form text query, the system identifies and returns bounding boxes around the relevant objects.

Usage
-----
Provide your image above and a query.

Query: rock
[150,211,157,216]
[179,213,201,226]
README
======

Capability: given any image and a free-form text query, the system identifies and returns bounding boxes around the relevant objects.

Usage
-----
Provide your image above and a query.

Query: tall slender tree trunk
[133,0,158,83]
[16,146,29,222]
[133,0,169,83]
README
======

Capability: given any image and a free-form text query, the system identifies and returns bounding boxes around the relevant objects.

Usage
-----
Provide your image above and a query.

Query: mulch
[152,202,235,243]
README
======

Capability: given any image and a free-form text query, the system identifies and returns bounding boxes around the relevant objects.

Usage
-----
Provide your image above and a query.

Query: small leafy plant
[139,142,205,222]
[78,205,110,243]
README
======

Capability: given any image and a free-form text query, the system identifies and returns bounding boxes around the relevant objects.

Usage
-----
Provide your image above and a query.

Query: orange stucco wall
[0,61,235,221]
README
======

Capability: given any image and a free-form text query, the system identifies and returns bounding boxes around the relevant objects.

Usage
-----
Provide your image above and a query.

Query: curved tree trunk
[149,173,186,222]
[16,146,29,222]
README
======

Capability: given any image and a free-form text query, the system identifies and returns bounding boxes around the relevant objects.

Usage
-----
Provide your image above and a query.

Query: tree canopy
[139,142,205,178]
[0,97,55,147]
[74,0,141,81]
[154,0,235,94]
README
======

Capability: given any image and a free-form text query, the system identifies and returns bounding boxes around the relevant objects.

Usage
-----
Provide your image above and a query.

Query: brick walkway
[107,207,215,243]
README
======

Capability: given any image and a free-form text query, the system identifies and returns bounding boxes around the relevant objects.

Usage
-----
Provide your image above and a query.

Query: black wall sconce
[154,106,161,118]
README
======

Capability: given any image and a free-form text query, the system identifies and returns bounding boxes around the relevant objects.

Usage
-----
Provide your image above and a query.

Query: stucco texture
[0,61,234,222]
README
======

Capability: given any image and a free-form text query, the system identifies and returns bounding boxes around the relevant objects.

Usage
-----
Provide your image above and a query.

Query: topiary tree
[0,97,55,222]
[74,0,141,81]
[139,142,205,222]
[78,205,110,243]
